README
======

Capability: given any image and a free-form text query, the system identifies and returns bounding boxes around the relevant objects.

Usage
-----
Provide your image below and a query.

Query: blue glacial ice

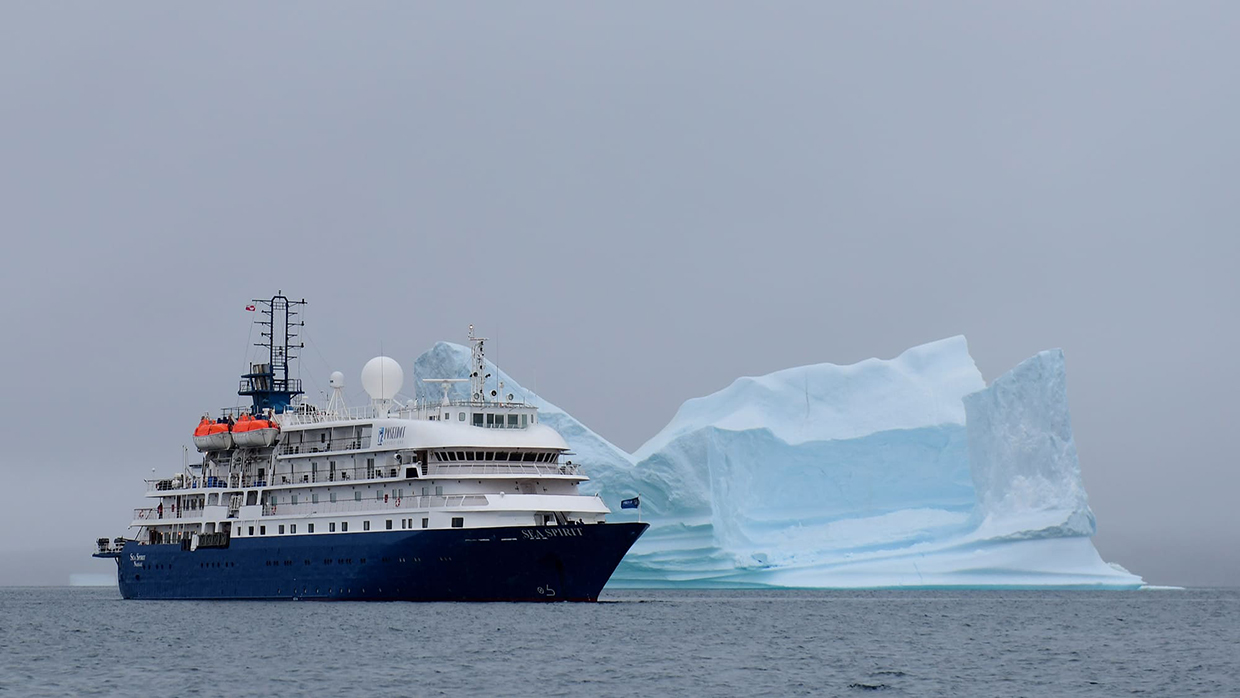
[413,336,1143,589]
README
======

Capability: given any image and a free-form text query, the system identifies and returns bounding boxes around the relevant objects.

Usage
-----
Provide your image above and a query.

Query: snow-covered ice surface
[413,337,1143,589]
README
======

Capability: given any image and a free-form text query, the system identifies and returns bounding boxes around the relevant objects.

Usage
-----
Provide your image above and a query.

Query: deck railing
[134,507,205,522]
[263,494,487,517]
[426,463,579,477]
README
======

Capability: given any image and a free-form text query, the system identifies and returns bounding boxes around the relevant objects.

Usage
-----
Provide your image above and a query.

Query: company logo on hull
[377,426,406,446]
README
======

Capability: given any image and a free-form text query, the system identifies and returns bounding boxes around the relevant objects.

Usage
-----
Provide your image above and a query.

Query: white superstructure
[134,326,610,549]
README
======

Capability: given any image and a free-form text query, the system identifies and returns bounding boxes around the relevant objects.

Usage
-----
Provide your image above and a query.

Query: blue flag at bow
[620,497,640,509]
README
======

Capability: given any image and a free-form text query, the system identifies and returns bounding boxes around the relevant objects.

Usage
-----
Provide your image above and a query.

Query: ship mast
[468,324,491,403]
[238,291,306,414]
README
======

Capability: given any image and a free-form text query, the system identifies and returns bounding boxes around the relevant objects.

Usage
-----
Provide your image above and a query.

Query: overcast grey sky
[0,3,1236,586]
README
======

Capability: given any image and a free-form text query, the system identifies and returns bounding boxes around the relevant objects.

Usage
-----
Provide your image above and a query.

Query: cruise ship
[93,293,647,601]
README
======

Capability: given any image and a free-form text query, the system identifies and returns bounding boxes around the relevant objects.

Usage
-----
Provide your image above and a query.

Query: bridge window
[521,414,528,428]
[508,415,519,428]
[473,413,484,426]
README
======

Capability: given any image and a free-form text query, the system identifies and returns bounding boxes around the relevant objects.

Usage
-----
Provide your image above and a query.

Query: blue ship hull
[99,523,648,602]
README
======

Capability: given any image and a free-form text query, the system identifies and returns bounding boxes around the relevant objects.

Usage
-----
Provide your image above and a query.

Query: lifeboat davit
[192,418,234,452]
[232,414,280,448]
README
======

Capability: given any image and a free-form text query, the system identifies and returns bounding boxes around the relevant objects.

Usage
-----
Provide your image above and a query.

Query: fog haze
[1,3,1236,586]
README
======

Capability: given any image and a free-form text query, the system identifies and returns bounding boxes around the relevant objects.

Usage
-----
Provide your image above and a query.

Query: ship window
[280,525,285,534]
[364,521,370,531]
[456,451,465,461]
[508,415,519,428]
[330,492,337,503]
[376,491,382,501]
[486,413,494,427]
[312,494,319,504]
[400,519,405,530]
[524,452,536,462]
[290,524,296,534]
[248,526,254,536]
[329,522,336,532]
[260,526,266,535]
[422,517,428,529]
[451,517,464,528]
[342,522,348,532]
[484,451,493,461]
[446,452,456,462]
[435,452,443,462]
[354,491,361,501]
[386,519,393,530]
[435,486,443,496]
[459,412,465,421]
[421,487,428,496]
[396,489,403,499]
[495,452,507,462]
[521,414,527,428]
[443,412,449,420]
[308,523,315,533]
[473,413,484,426]
[291,495,299,505]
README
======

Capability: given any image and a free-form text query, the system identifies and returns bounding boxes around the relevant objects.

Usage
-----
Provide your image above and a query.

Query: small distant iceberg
[413,336,1143,589]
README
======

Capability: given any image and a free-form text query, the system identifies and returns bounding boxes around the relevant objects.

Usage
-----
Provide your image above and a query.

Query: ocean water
[0,587,1235,696]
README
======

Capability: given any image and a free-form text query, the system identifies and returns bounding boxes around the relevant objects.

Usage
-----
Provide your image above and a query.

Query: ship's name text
[521,527,583,540]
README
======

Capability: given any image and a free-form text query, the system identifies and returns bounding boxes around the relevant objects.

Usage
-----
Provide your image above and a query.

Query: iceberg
[413,336,1143,589]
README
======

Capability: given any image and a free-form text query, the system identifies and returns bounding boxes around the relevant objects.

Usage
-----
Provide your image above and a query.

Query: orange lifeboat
[192,418,234,452]
[233,413,280,448]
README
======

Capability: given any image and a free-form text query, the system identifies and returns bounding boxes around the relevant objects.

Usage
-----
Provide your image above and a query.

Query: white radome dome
[361,356,404,401]
[329,371,345,389]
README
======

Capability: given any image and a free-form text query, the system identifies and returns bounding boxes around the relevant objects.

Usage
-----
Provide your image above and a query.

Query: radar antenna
[422,378,467,406]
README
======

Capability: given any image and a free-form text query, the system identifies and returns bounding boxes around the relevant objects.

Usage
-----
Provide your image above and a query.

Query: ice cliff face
[413,337,1142,589]
[965,349,1097,541]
